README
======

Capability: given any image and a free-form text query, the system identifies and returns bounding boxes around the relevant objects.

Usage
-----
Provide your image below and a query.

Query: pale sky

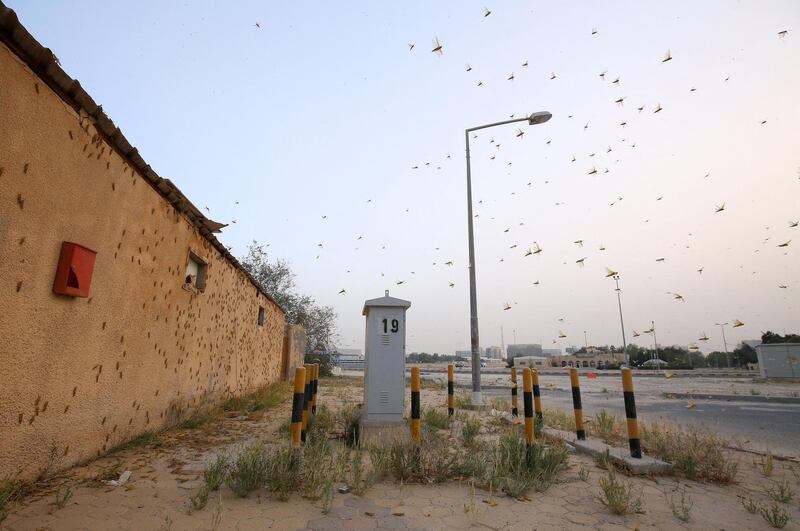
[12,1,800,355]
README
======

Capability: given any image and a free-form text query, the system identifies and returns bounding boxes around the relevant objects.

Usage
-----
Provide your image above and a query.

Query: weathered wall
[0,42,286,480]
[284,324,307,379]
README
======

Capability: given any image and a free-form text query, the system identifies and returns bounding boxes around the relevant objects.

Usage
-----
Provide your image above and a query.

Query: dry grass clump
[454,391,472,410]
[461,416,481,446]
[337,403,361,447]
[666,485,693,522]
[490,397,511,413]
[422,407,452,430]
[765,480,794,503]
[0,478,26,522]
[108,431,164,454]
[544,407,738,484]
[640,423,738,483]
[544,408,576,432]
[203,454,229,491]
[52,484,73,509]
[225,441,271,498]
[450,429,568,499]
[592,410,626,445]
[221,381,289,414]
[760,502,791,528]
[597,470,644,515]
[756,452,774,476]
[307,404,335,436]
[347,447,389,495]
[386,433,458,483]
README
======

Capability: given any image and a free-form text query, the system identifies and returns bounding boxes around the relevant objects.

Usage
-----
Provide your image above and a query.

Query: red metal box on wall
[52,242,97,298]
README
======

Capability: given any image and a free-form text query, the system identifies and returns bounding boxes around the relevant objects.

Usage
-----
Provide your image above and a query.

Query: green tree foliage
[761,331,800,344]
[706,351,729,368]
[241,242,338,374]
[732,342,757,366]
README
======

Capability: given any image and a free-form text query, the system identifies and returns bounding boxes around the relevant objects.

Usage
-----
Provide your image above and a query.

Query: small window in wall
[184,251,208,293]
[257,306,266,327]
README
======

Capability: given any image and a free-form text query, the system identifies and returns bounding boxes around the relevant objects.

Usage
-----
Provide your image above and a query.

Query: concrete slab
[541,428,673,476]
[359,419,409,447]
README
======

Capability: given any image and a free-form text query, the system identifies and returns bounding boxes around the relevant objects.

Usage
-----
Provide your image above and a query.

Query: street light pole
[651,320,660,374]
[464,111,552,406]
[613,275,628,365]
[716,322,730,368]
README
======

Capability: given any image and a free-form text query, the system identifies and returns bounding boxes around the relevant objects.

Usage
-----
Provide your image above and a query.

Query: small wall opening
[257,306,266,327]
[184,251,208,292]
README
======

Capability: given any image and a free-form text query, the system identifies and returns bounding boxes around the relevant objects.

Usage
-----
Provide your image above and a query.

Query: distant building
[565,346,577,355]
[542,348,562,357]
[455,350,472,358]
[554,348,624,368]
[756,344,800,378]
[513,356,549,368]
[507,344,543,361]
[336,348,364,370]
[485,346,504,359]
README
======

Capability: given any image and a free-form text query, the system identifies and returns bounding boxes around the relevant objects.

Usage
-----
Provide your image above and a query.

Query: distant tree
[731,342,757,366]
[761,331,800,344]
[241,242,339,374]
[706,351,730,368]
[688,351,707,368]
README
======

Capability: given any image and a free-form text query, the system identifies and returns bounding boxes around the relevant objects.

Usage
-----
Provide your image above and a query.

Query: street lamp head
[528,111,552,125]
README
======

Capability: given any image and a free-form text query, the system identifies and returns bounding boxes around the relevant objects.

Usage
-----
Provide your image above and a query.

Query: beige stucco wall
[284,324,307,380]
[0,42,285,480]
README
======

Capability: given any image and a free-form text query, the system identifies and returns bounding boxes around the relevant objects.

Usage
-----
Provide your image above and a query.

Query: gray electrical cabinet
[362,291,411,423]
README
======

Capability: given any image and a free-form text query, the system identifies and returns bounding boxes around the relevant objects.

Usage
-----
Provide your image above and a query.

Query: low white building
[756,343,800,378]
[513,356,549,368]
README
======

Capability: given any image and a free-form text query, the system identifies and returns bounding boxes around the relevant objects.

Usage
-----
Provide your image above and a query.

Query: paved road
[345,368,800,456]
[480,386,800,457]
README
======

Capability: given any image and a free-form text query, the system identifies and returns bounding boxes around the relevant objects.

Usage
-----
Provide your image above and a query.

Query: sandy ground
[3,376,800,531]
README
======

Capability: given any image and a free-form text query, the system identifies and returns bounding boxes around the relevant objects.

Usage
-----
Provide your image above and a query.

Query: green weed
[741,496,761,514]
[338,404,361,447]
[52,485,73,509]
[597,470,644,515]
[190,485,209,510]
[109,431,163,454]
[204,454,229,491]
[667,485,693,522]
[225,441,270,497]
[760,502,790,528]
[461,416,481,445]
[765,480,794,503]
[422,407,452,430]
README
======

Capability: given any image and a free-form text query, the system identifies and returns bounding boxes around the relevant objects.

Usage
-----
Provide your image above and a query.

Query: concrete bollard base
[359,418,410,447]
[541,427,673,476]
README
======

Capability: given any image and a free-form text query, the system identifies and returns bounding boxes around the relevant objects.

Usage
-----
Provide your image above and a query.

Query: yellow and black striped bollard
[290,367,306,448]
[311,363,319,415]
[411,367,421,443]
[532,368,543,428]
[569,368,586,440]
[301,363,312,442]
[447,364,454,416]
[522,368,534,446]
[621,368,642,458]
[510,367,519,418]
